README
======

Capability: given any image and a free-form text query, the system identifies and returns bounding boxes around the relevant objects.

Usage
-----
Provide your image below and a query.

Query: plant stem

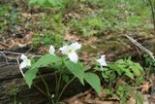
[13,95,17,104]
[55,72,62,99]
[57,77,76,101]
[33,83,48,97]
[148,0,155,33]
[39,72,52,103]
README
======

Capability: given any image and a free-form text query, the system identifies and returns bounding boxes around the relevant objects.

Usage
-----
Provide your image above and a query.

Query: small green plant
[69,16,105,37]
[101,58,144,83]
[97,58,144,104]
[28,0,70,9]
[0,4,21,33]
[20,42,102,103]
[143,54,155,68]
[32,33,63,48]
[143,54,155,85]
[19,42,145,104]
[115,84,143,104]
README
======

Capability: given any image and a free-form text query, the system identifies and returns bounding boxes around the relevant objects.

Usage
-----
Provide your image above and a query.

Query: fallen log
[0,35,155,104]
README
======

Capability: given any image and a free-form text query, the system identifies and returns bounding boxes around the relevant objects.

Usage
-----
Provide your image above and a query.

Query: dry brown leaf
[84,37,97,45]
[141,82,151,93]
[127,97,136,104]
[38,46,48,54]
[64,34,80,41]
[21,13,32,18]
[1,31,33,50]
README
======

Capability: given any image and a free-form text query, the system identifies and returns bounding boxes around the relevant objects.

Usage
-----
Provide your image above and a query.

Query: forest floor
[1,0,155,104]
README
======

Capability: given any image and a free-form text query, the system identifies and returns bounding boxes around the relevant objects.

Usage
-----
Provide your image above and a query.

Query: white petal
[20,61,27,69]
[20,54,31,69]
[59,45,70,55]
[101,55,106,59]
[70,42,82,51]
[49,45,55,55]
[97,55,107,66]
[68,52,78,63]
[26,59,31,67]
[21,54,28,60]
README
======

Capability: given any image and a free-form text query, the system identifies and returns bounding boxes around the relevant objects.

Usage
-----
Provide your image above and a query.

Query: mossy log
[0,35,155,104]
[0,65,47,104]
[0,65,85,104]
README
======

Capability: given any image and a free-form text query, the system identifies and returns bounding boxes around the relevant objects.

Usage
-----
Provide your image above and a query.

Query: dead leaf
[141,82,151,93]
[64,34,80,41]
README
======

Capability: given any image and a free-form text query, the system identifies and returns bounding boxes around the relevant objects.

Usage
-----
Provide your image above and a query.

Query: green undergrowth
[0,3,21,34]
[0,0,153,48]
[28,0,152,47]
[32,33,63,48]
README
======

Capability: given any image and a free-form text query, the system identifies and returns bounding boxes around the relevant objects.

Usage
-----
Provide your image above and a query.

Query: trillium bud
[20,54,31,69]
[49,45,55,55]
[97,55,107,67]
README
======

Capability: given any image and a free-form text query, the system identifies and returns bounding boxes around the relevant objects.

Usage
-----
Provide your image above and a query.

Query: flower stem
[39,72,53,103]
[57,77,76,101]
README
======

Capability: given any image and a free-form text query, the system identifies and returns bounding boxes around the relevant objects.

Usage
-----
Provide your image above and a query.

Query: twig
[0,62,17,67]
[125,34,154,60]
[0,42,9,48]
[0,50,22,55]
[125,34,155,103]
[64,90,91,103]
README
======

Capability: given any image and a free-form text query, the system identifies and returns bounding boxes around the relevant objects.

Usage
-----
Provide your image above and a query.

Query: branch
[125,34,154,60]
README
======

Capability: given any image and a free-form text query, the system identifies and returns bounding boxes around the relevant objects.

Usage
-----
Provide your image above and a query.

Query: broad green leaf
[65,61,85,85]
[24,54,60,88]
[31,54,60,69]
[24,68,38,88]
[84,72,102,94]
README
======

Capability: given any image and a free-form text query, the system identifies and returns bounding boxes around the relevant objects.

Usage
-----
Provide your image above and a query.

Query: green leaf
[65,61,85,85]
[62,74,70,83]
[24,54,60,88]
[124,69,134,79]
[102,69,116,81]
[84,72,102,94]
[29,0,37,4]
[24,68,38,88]
[29,0,64,8]
[37,0,46,5]
[48,0,63,7]
[135,91,143,104]
[32,54,60,69]
[130,63,143,77]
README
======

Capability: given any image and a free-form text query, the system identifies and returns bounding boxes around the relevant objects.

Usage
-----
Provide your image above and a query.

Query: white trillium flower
[59,45,70,55]
[68,51,78,63]
[97,55,107,67]
[69,42,82,51]
[60,42,81,63]
[49,45,55,55]
[20,54,31,69]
